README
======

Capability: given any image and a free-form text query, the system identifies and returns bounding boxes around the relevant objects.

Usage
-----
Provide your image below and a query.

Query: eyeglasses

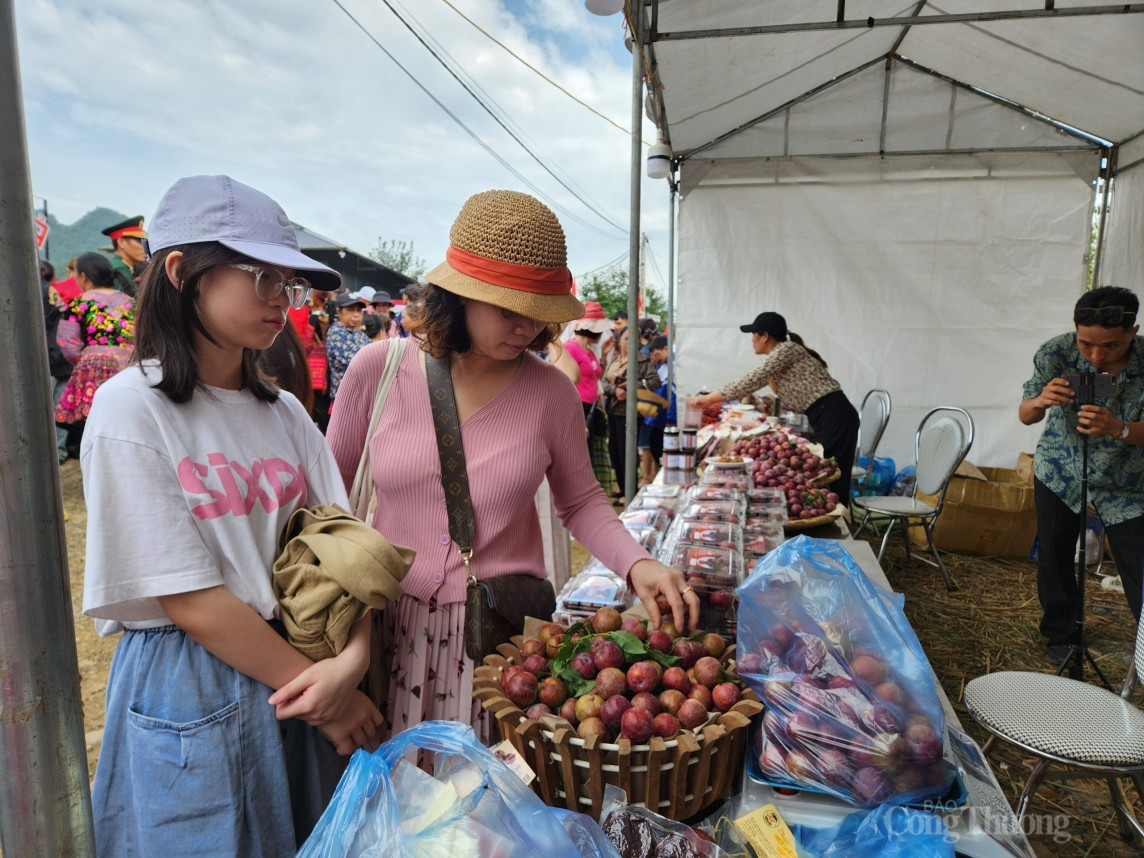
[228,264,312,309]
[1074,305,1136,327]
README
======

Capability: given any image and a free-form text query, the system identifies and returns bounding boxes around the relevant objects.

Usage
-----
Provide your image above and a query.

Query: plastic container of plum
[693,582,739,637]
[743,521,786,557]
[556,561,629,613]
[746,486,786,508]
[744,718,969,811]
[624,525,663,553]
[674,520,743,552]
[619,508,670,533]
[629,494,681,520]
[637,484,685,499]
[688,486,747,504]
[681,499,745,524]
[698,469,752,491]
[741,507,787,528]
[665,543,744,584]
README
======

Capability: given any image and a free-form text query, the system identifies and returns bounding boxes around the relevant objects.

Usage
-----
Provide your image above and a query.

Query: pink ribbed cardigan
[326,341,651,604]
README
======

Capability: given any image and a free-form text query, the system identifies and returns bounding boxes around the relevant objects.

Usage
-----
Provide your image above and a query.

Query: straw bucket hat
[423,190,585,323]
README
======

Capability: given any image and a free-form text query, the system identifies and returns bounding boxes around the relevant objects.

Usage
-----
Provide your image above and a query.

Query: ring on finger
[682,585,694,595]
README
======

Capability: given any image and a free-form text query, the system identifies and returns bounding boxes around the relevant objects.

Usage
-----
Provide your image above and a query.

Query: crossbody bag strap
[424,354,476,576]
[349,338,408,519]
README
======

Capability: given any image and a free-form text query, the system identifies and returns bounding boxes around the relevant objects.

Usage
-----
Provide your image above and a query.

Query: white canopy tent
[638,1,1144,467]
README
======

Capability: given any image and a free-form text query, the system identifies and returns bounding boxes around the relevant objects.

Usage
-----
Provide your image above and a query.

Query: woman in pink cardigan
[327,190,697,742]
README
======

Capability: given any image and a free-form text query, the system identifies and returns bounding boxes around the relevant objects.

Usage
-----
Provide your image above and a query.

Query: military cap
[100,216,147,243]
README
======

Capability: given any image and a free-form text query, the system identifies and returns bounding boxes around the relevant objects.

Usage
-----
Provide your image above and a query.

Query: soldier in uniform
[100,216,147,296]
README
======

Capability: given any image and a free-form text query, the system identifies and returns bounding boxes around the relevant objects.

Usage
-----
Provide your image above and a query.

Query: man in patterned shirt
[1020,286,1144,661]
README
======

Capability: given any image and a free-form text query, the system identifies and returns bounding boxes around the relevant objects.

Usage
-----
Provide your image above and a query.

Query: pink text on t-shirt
[178,454,308,520]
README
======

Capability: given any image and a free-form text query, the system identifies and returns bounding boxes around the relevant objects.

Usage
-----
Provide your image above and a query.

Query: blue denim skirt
[92,625,332,857]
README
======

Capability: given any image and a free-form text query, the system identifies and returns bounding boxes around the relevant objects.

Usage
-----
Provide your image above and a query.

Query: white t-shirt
[81,362,349,636]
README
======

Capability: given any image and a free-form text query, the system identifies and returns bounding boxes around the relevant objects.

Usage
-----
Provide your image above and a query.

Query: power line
[578,250,629,279]
[389,0,613,230]
[437,0,638,140]
[645,242,668,293]
[376,0,627,234]
[329,0,624,239]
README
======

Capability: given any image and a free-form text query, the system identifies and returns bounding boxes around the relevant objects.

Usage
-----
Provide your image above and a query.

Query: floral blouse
[57,290,135,362]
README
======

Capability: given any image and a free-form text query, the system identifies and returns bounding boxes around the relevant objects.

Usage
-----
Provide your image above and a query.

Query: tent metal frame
[652,3,1144,41]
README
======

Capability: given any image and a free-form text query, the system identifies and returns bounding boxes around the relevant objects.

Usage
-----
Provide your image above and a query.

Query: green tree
[370,239,426,280]
[577,263,666,323]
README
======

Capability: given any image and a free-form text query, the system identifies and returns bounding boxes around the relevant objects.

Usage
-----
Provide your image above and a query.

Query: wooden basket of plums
[473,607,762,821]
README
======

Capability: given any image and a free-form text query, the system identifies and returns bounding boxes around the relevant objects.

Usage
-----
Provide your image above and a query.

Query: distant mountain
[38,207,133,272]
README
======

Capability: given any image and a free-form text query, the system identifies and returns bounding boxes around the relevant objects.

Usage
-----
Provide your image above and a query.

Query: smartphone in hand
[1063,372,1118,400]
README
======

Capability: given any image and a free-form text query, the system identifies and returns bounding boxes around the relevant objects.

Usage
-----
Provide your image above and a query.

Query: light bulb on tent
[647,139,672,180]
[585,0,625,15]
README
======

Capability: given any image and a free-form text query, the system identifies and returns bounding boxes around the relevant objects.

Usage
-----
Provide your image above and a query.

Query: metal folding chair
[963,621,1144,843]
[850,389,891,495]
[852,406,974,589]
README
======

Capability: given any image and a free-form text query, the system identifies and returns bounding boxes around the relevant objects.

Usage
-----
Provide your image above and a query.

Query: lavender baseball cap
[146,175,342,292]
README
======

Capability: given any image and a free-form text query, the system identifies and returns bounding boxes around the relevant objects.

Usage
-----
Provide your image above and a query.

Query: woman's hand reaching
[628,559,700,632]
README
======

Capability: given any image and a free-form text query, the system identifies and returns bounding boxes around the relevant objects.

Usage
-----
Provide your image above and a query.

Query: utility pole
[0,0,96,854]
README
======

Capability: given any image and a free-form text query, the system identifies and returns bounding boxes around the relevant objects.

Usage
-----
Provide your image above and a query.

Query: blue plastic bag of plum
[736,536,954,808]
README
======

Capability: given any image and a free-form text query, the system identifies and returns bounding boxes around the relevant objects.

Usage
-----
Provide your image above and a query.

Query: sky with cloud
[13,0,673,289]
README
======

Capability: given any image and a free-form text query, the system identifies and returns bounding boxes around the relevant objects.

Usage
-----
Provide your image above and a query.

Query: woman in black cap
[690,311,858,500]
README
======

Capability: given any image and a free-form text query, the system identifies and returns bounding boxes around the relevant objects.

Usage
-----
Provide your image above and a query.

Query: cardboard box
[909,455,1036,558]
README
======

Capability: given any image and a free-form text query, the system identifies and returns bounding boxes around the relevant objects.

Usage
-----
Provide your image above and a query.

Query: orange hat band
[108,226,145,242]
[446,245,572,297]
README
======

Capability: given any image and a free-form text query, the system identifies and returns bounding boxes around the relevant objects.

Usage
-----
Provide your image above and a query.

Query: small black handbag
[425,355,556,663]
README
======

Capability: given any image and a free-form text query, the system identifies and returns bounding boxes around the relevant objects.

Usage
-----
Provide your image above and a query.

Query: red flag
[33,212,50,250]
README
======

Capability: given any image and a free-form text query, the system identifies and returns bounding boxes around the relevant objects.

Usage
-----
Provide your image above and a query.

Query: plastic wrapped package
[736,536,954,808]
[599,786,728,858]
[619,508,670,533]
[298,721,611,857]
[681,500,745,524]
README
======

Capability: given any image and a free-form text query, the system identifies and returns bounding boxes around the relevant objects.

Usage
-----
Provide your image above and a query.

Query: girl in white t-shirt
[81,176,380,856]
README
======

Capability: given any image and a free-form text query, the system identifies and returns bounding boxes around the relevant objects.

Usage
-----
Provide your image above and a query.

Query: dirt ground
[61,466,1142,855]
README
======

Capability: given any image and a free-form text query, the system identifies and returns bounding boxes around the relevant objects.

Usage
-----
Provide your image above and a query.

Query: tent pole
[1090,146,1115,288]
[625,0,643,501]
[666,179,676,412]
[0,1,96,854]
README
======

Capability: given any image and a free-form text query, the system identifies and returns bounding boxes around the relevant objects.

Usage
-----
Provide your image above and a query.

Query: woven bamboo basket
[473,637,763,821]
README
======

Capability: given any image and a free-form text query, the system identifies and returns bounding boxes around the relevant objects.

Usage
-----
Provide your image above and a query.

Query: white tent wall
[1102,135,1144,292]
[674,151,1097,469]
